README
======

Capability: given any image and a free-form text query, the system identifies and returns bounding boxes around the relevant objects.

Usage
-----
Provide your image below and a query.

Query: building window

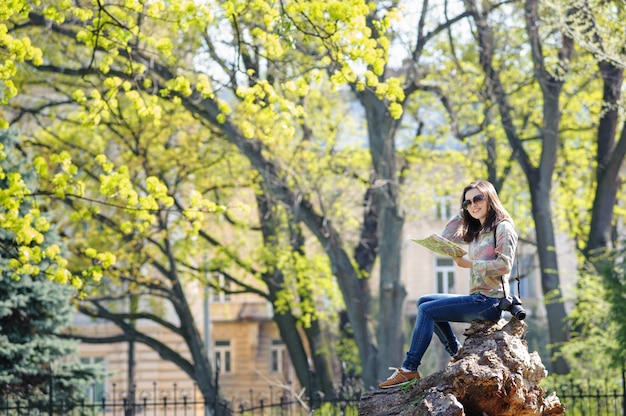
[80,357,106,401]
[270,339,286,373]
[434,195,453,220]
[214,340,232,374]
[435,257,455,293]
[212,274,232,303]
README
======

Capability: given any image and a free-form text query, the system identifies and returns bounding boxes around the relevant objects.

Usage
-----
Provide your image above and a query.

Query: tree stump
[358,319,565,416]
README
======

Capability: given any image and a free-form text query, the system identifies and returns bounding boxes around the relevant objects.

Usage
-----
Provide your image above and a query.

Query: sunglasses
[462,194,486,210]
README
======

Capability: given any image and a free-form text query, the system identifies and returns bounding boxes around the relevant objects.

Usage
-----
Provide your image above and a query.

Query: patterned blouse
[441,213,518,298]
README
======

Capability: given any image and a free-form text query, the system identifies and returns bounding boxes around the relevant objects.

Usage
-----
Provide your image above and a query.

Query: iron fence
[1,378,625,415]
[0,381,361,416]
[553,379,626,416]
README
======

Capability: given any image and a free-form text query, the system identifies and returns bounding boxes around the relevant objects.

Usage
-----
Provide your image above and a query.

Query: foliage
[544,235,626,390]
[0,128,118,287]
[0,1,42,112]
[4,44,352,393]
[0,272,104,399]
[601,247,626,367]
[0,129,103,398]
[547,0,626,67]
[2,0,626,390]
[0,130,71,284]
[545,266,618,386]
[543,253,626,398]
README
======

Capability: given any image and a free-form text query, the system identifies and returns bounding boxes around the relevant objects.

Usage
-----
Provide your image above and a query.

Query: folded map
[411,234,467,257]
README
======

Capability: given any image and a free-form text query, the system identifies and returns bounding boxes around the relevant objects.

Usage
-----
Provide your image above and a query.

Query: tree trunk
[529,181,570,374]
[585,61,625,259]
[172,284,222,416]
[167,261,223,414]
[375,200,406,379]
[256,191,335,395]
[272,311,322,391]
[359,90,407,382]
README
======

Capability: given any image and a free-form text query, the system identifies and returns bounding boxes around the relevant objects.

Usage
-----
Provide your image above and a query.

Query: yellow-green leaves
[33,156,48,179]
[196,74,215,99]
[2,135,125,287]
[266,243,340,328]
[95,154,114,173]
[0,3,43,113]
[164,76,193,97]
[0,147,67,284]
[184,190,227,235]
[71,6,94,21]
[146,176,174,207]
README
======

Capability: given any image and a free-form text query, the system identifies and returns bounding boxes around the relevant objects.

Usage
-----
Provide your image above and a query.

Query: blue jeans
[402,293,502,371]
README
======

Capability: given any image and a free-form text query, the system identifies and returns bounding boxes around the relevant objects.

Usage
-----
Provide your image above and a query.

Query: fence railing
[1,379,624,415]
[0,382,362,416]
[554,379,626,416]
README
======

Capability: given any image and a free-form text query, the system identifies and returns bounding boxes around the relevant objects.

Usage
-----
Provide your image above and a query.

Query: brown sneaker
[378,367,421,389]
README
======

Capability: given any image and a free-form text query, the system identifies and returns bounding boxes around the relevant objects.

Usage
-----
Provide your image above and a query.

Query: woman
[379,180,518,389]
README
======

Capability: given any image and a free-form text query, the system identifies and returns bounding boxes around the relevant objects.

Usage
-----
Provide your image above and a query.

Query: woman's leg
[402,293,500,371]
[417,294,461,357]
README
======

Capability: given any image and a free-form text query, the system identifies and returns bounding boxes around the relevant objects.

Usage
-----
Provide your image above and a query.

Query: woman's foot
[450,346,464,363]
[378,367,421,389]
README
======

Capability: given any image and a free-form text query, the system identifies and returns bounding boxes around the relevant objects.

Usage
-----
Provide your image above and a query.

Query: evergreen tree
[0,129,102,400]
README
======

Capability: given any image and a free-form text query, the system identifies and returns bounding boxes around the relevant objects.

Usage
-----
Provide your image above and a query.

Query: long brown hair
[460,180,513,243]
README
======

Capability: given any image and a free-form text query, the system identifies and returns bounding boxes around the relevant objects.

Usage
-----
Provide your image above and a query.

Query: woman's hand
[453,256,472,268]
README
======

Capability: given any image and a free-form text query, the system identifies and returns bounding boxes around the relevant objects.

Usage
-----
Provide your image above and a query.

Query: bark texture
[358,319,564,416]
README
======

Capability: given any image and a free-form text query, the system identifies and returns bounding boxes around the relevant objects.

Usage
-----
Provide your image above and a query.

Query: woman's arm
[441,212,465,244]
[453,256,472,268]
